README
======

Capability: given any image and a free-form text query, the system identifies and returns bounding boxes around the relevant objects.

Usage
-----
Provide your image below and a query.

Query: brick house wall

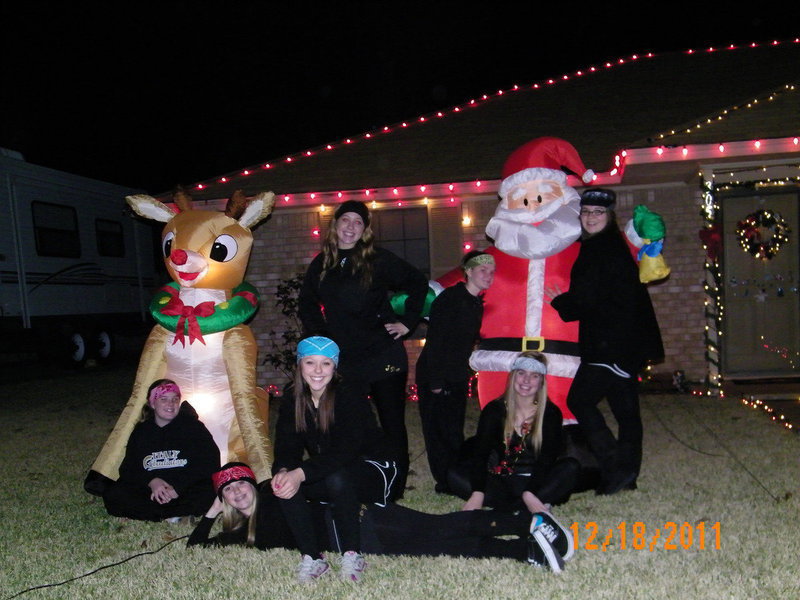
[248,208,321,390]
[248,184,709,391]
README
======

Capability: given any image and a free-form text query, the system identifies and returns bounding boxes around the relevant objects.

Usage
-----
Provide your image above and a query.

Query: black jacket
[118,402,219,493]
[272,384,392,483]
[188,485,298,551]
[550,225,663,374]
[299,246,428,372]
[468,398,564,493]
[416,282,484,390]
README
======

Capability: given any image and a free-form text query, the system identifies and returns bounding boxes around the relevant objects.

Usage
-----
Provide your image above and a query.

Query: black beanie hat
[334,200,370,226]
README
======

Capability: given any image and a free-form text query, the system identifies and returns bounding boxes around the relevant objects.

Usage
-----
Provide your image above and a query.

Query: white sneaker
[297,554,330,583]
[339,551,366,582]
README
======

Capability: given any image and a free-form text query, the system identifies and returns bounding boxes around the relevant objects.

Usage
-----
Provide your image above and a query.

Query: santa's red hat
[499,136,594,199]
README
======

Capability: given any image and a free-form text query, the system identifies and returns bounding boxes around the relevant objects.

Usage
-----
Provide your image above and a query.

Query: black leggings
[368,372,410,480]
[448,457,597,511]
[340,342,410,491]
[567,363,643,478]
[366,503,531,560]
[278,459,398,556]
[418,380,469,489]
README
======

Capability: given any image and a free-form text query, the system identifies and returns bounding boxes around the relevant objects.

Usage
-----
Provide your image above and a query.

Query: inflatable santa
[463,137,594,420]
[457,136,669,419]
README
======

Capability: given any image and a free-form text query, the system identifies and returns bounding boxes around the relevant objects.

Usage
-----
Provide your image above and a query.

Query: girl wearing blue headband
[270,336,401,583]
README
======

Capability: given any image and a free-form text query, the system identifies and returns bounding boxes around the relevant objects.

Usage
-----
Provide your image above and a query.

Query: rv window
[96,219,125,257]
[32,201,81,258]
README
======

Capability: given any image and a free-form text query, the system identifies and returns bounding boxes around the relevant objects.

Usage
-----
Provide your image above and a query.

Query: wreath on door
[736,209,790,260]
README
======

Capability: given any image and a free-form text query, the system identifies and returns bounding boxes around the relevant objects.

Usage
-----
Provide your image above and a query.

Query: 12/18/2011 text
[570,521,721,551]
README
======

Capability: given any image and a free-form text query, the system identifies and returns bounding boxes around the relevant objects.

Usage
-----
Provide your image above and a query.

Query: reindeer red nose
[171,249,188,265]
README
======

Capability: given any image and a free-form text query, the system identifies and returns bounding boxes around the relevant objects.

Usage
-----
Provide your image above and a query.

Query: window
[96,219,125,257]
[32,201,80,258]
[372,207,430,277]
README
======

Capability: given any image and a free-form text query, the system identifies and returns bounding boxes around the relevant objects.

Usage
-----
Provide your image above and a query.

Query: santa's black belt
[479,337,580,356]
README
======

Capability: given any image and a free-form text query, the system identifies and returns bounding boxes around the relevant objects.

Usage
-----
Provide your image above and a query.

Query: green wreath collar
[150,281,259,346]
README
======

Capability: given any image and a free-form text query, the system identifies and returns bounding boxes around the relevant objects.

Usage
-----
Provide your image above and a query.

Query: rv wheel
[66,332,88,368]
[92,330,114,363]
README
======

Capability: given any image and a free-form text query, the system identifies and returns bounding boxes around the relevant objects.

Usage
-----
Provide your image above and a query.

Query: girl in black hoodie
[102,379,219,521]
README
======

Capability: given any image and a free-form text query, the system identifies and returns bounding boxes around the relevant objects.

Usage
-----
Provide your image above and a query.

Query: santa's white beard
[486,202,581,259]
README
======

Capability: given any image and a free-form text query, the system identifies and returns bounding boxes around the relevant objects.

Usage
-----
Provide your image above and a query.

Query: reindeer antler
[173,187,194,212]
[225,189,249,220]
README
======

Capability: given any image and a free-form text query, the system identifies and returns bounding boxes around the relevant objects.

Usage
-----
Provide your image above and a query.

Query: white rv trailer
[0,148,157,365]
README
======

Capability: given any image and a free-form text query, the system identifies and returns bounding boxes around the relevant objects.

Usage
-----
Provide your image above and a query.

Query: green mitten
[633,205,666,241]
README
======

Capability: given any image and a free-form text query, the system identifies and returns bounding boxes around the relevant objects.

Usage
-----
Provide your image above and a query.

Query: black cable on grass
[644,400,723,457]
[408,447,427,465]
[679,397,783,504]
[3,535,189,600]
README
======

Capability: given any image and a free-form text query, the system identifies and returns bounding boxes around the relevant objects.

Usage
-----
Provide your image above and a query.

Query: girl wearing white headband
[454,352,585,564]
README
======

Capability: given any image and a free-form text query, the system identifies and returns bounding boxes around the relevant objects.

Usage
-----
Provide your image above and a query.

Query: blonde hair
[320,216,376,288]
[502,351,548,455]
[221,482,259,547]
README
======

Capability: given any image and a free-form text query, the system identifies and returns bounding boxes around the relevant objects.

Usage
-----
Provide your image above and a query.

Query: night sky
[2,2,797,193]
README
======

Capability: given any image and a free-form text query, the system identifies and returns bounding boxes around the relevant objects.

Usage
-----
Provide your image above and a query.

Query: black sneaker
[530,512,574,561]
[527,530,564,573]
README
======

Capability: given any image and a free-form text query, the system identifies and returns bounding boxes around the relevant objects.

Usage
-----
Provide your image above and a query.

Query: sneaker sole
[547,513,575,561]
[534,530,565,574]
[298,563,331,583]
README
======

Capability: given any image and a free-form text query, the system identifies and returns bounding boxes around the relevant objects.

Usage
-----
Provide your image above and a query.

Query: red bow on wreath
[161,297,216,346]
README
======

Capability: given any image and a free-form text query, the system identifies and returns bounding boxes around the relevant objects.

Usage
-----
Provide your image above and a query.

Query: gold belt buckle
[522,336,544,352]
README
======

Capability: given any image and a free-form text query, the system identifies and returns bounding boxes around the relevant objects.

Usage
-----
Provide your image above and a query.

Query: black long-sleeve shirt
[187,486,297,550]
[416,282,483,390]
[550,226,663,374]
[468,398,564,493]
[299,246,428,373]
[271,384,392,483]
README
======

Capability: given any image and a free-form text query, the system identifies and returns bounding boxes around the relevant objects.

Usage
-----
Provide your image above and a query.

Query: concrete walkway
[723,380,800,434]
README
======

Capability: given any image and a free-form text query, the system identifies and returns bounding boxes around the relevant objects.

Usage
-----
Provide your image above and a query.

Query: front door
[721,190,799,377]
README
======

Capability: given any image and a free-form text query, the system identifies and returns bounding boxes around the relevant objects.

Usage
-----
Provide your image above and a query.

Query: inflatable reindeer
[86,189,275,489]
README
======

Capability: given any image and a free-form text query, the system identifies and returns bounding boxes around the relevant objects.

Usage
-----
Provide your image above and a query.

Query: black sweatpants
[366,503,531,560]
[278,459,399,557]
[418,380,468,490]
[103,479,214,521]
[566,363,643,479]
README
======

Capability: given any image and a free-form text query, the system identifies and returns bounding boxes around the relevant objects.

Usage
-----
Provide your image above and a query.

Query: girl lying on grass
[188,462,573,577]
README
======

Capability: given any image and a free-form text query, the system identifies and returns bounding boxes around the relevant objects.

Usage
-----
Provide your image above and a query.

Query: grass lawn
[1,363,798,600]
